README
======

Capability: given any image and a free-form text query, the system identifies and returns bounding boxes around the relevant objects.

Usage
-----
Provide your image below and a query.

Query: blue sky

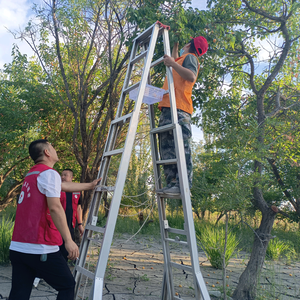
[0,0,206,140]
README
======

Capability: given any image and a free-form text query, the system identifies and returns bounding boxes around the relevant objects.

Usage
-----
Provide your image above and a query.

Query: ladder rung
[150,124,175,134]
[165,227,186,235]
[170,262,192,272]
[87,236,102,243]
[75,265,95,280]
[131,51,148,65]
[111,113,132,125]
[95,185,115,192]
[150,57,164,68]
[157,193,182,199]
[165,237,188,246]
[103,148,124,157]
[85,224,105,234]
[123,82,140,95]
[156,159,177,165]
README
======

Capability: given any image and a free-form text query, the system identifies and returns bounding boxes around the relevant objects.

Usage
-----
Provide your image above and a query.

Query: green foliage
[0,216,14,264]
[266,238,296,261]
[196,223,239,269]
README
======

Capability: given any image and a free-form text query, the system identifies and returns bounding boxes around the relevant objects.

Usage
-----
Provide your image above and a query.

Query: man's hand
[65,239,79,260]
[90,178,101,189]
[78,224,84,236]
[163,54,175,67]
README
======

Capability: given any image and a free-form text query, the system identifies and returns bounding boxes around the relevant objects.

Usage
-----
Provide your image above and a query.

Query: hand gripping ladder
[74,21,211,300]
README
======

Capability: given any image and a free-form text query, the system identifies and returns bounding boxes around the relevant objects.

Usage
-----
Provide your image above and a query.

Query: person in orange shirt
[157,36,208,195]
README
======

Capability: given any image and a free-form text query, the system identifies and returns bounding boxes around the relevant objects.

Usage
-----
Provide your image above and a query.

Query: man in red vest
[156,36,208,195]
[9,139,100,300]
[60,168,84,261]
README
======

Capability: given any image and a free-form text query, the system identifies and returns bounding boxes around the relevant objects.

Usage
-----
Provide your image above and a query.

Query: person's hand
[163,54,175,67]
[90,177,102,189]
[78,224,84,236]
[65,240,79,260]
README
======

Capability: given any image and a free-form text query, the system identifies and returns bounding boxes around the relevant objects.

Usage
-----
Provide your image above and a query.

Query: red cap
[192,36,208,57]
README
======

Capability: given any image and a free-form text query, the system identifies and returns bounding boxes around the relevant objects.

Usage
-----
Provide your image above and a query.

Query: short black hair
[29,139,49,163]
[63,168,73,175]
[189,39,202,55]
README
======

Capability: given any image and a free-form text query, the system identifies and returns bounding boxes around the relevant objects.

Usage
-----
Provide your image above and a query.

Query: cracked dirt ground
[1,234,300,299]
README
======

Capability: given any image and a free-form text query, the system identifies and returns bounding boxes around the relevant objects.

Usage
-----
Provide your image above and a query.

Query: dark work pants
[9,250,75,300]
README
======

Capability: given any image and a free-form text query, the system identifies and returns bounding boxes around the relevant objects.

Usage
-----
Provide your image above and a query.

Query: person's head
[29,139,58,165]
[61,169,74,182]
[181,36,208,57]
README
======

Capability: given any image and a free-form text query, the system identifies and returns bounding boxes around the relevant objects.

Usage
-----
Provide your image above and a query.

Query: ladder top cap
[156,21,170,30]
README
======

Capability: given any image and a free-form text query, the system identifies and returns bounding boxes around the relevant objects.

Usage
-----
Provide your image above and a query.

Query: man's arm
[61,178,101,192]
[47,197,79,260]
[77,204,84,236]
[163,54,196,82]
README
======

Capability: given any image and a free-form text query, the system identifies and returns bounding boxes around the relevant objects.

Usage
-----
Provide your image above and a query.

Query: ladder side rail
[157,195,174,300]
[146,49,174,300]
[74,189,103,295]
[90,24,161,300]
[147,89,174,299]
[162,29,178,125]
[114,40,139,118]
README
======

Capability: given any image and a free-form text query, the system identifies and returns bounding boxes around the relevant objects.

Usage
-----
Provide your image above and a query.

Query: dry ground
[1,234,300,299]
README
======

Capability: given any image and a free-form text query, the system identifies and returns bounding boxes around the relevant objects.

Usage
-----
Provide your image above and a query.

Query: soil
[1,234,300,300]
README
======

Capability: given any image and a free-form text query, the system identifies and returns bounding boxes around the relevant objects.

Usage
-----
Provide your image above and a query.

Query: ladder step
[130,51,148,65]
[103,148,124,157]
[85,224,105,234]
[170,262,192,272]
[75,265,95,280]
[156,158,177,165]
[150,124,175,134]
[150,57,164,68]
[123,82,140,95]
[111,113,132,126]
[95,185,115,192]
[165,237,188,246]
[165,227,186,235]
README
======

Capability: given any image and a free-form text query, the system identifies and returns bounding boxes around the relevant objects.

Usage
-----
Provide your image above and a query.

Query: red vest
[158,53,199,114]
[11,164,63,246]
[60,191,81,228]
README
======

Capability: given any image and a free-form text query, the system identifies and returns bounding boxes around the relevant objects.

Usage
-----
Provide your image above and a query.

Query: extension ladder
[74,21,210,300]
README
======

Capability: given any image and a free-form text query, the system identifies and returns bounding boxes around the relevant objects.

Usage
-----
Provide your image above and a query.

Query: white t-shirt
[10,169,62,254]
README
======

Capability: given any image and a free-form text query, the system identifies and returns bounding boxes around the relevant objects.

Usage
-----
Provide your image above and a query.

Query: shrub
[266,238,295,261]
[196,225,239,269]
[0,217,14,264]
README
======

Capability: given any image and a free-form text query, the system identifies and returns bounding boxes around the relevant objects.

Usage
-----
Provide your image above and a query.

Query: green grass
[0,216,14,264]
[195,222,240,269]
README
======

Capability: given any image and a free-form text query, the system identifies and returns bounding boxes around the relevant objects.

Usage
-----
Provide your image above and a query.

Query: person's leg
[158,108,178,187]
[8,250,36,300]
[178,110,193,189]
[35,251,75,300]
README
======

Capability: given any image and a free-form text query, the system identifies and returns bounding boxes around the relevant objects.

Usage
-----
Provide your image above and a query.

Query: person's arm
[47,197,79,260]
[172,42,179,59]
[61,178,101,192]
[76,204,84,236]
[163,54,196,82]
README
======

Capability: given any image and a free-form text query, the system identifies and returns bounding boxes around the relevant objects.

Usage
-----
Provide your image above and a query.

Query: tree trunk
[232,210,276,300]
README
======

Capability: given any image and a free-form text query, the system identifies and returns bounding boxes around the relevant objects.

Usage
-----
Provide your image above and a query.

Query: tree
[199,0,300,298]
[11,0,141,218]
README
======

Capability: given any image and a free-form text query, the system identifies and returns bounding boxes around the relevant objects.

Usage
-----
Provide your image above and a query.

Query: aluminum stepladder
[74,21,210,300]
